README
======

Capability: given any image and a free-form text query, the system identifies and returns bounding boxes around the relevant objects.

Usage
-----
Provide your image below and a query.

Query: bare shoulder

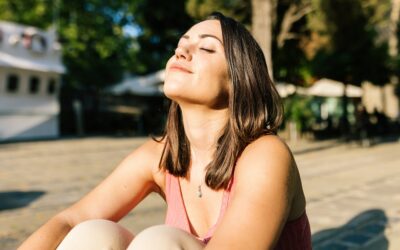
[243,134,291,155]
[236,134,293,175]
[129,137,165,163]
[209,135,299,249]
[126,137,167,190]
[233,134,297,201]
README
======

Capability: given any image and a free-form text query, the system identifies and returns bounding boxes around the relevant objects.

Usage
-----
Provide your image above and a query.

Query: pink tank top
[164,172,312,249]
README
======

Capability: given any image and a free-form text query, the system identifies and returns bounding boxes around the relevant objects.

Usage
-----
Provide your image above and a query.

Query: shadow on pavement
[312,209,389,250]
[368,135,400,147]
[0,191,45,211]
[292,141,342,155]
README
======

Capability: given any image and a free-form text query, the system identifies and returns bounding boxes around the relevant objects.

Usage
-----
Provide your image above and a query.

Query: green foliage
[57,0,131,88]
[186,0,251,24]
[127,0,195,74]
[274,39,312,86]
[272,0,314,85]
[0,0,196,88]
[310,0,391,86]
[0,0,53,28]
[284,95,315,132]
[0,0,132,88]
[0,0,398,90]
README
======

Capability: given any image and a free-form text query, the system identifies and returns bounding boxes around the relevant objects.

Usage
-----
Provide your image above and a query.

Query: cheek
[165,56,173,70]
[194,68,230,106]
[204,63,230,94]
[163,56,230,105]
[163,57,187,96]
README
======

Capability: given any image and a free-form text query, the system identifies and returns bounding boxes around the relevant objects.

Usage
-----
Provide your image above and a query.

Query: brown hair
[158,12,283,190]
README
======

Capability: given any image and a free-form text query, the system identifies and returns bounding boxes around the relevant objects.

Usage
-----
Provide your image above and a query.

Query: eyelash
[200,48,215,53]
[175,43,215,53]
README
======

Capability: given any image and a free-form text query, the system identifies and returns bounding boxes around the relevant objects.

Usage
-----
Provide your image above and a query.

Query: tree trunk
[389,0,400,59]
[341,83,349,140]
[388,0,400,116]
[252,0,275,80]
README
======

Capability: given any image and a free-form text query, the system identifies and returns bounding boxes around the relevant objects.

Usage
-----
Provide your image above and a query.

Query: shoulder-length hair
[158,12,283,190]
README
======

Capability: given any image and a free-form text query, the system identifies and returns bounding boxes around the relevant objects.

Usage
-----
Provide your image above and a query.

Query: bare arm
[206,135,298,250]
[18,139,164,250]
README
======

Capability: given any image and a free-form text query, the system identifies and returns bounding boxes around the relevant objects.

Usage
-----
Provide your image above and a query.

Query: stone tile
[1,137,400,249]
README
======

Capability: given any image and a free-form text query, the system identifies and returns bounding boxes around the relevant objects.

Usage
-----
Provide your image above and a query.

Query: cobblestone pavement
[0,136,399,249]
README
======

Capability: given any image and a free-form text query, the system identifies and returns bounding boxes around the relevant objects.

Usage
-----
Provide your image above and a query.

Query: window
[6,74,19,93]
[47,78,56,95]
[29,76,40,94]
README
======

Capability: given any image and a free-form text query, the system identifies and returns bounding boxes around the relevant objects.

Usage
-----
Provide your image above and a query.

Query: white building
[107,70,164,96]
[0,21,65,142]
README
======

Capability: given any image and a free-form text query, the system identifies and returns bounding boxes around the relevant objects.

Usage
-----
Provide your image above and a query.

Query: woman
[19,12,311,250]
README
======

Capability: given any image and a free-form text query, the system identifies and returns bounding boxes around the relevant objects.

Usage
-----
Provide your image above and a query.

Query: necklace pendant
[197,185,203,198]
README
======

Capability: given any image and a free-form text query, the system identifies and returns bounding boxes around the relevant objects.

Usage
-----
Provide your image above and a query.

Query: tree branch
[277,2,313,49]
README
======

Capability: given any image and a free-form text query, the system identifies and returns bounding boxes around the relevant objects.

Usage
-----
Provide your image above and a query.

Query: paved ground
[0,135,399,249]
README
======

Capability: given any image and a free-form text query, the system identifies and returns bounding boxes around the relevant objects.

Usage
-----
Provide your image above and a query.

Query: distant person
[355,104,371,147]
[19,12,311,250]
[373,108,388,136]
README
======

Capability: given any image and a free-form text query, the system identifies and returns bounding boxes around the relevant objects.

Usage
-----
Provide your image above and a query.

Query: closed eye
[200,48,215,53]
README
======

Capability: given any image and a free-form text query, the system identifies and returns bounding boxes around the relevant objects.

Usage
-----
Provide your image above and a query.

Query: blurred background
[1,0,400,249]
[0,0,399,142]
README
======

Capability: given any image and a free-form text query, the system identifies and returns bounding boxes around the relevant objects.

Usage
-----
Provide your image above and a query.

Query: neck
[180,104,229,166]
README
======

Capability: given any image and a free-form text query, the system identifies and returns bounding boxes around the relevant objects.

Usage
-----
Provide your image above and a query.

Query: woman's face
[164,20,230,109]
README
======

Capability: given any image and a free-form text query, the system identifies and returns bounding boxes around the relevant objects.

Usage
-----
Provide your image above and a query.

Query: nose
[175,46,192,61]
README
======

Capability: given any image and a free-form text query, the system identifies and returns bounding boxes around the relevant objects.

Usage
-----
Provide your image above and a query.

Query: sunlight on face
[164,20,230,110]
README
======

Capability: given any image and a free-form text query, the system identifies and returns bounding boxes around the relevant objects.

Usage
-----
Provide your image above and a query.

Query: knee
[127,225,187,250]
[70,219,133,239]
[57,219,133,250]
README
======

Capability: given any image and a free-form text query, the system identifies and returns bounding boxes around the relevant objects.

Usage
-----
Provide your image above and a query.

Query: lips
[169,63,193,73]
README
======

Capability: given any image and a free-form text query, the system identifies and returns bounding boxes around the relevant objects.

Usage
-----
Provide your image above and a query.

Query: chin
[163,82,184,101]
[163,87,200,106]
[163,73,191,93]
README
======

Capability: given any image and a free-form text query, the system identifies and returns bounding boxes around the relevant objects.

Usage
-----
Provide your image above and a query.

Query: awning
[304,78,362,97]
[275,82,297,98]
[0,51,65,74]
[107,70,164,96]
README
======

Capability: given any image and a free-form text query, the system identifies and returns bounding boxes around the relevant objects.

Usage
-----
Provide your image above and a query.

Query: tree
[0,0,53,28]
[186,0,250,24]
[311,0,390,85]
[252,0,276,80]
[58,0,133,88]
[390,0,400,102]
[388,0,400,100]
[127,0,195,75]
[0,0,132,88]
[273,0,315,85]
[185,0,276,79]
[388,0,399,59]
[276,0,313,50]
[310,0,391,135]
[185,0,316,84]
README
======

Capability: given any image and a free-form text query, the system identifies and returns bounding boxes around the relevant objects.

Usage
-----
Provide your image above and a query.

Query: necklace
[197,184,203,198]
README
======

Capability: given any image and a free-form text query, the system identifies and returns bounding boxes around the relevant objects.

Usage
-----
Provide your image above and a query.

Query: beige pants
[56,219,205,250]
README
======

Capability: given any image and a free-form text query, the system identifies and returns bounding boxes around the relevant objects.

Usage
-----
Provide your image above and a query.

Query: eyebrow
[181,34,223,45]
